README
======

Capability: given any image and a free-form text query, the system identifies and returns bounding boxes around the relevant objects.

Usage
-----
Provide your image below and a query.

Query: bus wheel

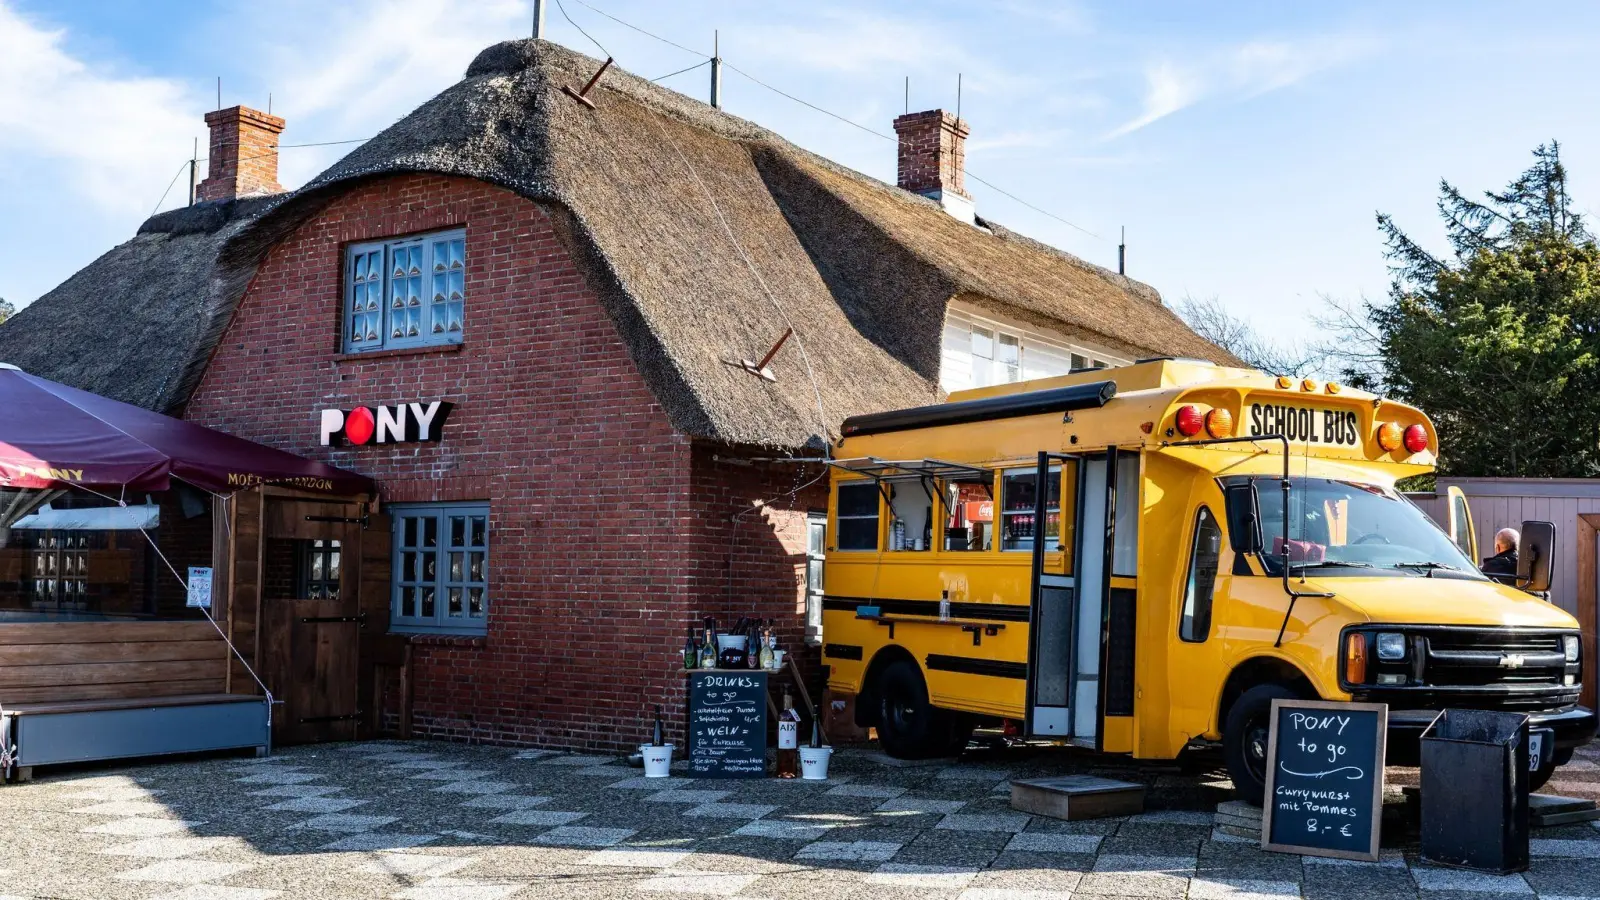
[1224,683,1300,806]
[876,660,945,759]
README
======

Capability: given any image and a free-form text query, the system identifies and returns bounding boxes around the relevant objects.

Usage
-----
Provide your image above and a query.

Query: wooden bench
[0,622,269,782]
[2,693,270,782]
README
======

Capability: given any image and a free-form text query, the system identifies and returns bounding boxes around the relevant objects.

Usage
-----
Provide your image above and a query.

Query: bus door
[1025,452,1078,738]
[1026,448,1135,749]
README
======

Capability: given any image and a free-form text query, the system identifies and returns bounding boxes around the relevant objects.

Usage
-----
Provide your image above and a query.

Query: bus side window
[1179,506,1222,642]
[945,481,993,551]
[836,482,880,551]
[888,482,933,551]
[1000,467,1060,552]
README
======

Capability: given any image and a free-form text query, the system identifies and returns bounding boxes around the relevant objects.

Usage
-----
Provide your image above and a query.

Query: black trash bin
[1419,709,1531,874]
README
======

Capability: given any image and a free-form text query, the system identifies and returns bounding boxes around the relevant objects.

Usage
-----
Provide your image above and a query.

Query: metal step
[1009,775,1144,821]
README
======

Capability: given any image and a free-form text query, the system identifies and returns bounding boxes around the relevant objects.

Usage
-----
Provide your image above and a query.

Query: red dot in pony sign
[344,407,376,445]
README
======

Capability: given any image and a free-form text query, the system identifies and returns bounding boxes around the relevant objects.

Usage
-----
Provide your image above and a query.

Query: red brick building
[0,40,1229,751]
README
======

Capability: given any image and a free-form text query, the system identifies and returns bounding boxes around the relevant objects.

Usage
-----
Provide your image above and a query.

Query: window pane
[837,483,878,517]
[401,587,416,618]
[421,586,435,618]
[838,518,878,551]
[469,552,485,581]
[1112,454,1140,575]
[1180,507,1222,642]
[971,327,993,359]
[470,516,487,547]
[423,518,437,547]
[997,333,1019,364]
[449,516,466,547]
[469,587,484,617]
[448,587,463,617]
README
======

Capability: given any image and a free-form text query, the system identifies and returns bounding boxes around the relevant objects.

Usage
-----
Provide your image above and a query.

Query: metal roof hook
[563,57,613,109]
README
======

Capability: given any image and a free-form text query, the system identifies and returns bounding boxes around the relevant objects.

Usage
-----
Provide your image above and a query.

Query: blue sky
[5,0,1600,348]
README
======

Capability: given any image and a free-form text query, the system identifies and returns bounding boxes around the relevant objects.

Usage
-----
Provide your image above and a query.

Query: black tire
[875,660,948,759]
[1224,683,1303,806]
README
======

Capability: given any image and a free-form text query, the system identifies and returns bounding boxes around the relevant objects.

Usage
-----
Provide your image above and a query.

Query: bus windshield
[1232,476,1484,578]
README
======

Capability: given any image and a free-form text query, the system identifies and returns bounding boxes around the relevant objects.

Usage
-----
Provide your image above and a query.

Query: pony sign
[320,401,453,447]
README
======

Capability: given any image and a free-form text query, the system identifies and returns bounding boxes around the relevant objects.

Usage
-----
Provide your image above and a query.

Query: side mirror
[1225,484,1263,554]
[1518,520,1556,594]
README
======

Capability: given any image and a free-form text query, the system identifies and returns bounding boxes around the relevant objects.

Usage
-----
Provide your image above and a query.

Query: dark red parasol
[0,364,372,495]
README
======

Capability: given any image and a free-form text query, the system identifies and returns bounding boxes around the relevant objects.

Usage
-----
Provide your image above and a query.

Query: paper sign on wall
[187,567,214,609]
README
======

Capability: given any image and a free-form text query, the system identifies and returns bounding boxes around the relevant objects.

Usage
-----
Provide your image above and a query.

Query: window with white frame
[390,503,489,634]
[971,326,1022,387]
[345,229,466,353]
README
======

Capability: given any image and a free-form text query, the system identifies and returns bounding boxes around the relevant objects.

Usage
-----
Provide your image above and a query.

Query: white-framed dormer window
[345,228,466,353]
[942,303,1129,393]
[971,326,1022,387]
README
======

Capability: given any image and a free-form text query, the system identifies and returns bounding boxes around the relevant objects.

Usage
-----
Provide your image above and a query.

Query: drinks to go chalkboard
[682,628,698,670]
[775,689,800,778]
[651,705,665,747]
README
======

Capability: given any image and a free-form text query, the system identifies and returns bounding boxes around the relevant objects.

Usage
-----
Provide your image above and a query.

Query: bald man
[1481,527,1520,585]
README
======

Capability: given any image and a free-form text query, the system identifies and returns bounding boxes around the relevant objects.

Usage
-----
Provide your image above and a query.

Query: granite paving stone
[6,740,1599,899]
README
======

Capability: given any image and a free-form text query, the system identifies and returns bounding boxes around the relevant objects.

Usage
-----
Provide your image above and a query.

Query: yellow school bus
[821,358,1593,802]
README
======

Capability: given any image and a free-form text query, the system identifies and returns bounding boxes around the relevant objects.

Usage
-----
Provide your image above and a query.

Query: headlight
[1564,635,1580,663]
[1375,632,1407,661]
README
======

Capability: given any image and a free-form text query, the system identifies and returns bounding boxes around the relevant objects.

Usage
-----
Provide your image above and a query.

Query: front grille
[1422,629,1566,689]
[1349,626,1581,712]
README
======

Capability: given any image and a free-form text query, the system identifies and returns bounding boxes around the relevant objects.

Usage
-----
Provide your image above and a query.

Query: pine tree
[1359,143,1600,477]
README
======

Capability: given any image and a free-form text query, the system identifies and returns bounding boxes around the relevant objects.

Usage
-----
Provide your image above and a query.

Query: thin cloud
[1104,33,1377,140]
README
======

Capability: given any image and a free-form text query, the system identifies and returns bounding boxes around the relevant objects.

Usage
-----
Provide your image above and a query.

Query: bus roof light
[1376,422,1402,452]
[1204,408,1233,438]
[1302,378,1319,392]
[1403,424,1429,453]
[1175,405,1204,437]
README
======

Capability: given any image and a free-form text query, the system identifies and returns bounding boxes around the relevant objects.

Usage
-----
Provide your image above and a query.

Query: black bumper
[1383,706,1596,764]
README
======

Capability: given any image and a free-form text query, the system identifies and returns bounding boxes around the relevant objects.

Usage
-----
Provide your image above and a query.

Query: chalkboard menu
[687,670,768,778]
[1261,699,1387,861]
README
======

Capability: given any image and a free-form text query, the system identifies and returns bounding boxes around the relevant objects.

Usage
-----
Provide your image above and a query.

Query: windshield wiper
[1289,561,1375,571]
[1392,561,1459,578]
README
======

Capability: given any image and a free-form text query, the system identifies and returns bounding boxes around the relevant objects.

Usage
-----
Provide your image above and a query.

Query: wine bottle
[698,627,717,669]
[683,627,698,670]
[809,715,823,749]
[775,689,800,778]
[651,705,665,747]
[759,628,774,670]
[747,620,761,669]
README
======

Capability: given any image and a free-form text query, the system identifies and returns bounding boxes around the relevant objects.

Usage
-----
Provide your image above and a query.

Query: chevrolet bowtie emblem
[1499,653,1526,669]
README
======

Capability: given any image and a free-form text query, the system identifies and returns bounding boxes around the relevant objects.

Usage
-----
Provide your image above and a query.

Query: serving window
[0,486,214,622]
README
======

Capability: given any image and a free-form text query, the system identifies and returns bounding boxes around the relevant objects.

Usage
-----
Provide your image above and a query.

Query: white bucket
[799,746,833,780]
[716,634,748,651]
[641,743,674,778]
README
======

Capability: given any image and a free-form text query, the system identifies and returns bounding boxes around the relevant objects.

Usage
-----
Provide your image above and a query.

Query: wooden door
[260,496,367,745]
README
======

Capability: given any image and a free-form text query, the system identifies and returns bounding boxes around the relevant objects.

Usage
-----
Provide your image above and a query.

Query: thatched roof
[0,198,274,413]
[1,39,1234,446]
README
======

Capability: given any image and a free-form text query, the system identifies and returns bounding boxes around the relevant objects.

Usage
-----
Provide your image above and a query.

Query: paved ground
[3,739,1599,900]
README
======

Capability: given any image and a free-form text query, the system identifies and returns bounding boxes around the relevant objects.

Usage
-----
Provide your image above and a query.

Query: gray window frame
[805,510,826,644]
[344,228,467,353]
[390,502,489,635]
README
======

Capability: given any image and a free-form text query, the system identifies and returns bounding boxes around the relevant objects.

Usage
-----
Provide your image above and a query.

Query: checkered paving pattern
[2,740,1597,899]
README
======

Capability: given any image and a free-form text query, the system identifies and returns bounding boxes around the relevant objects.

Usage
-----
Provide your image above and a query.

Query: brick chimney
[893,109,974,223]
[197,105,286,202]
